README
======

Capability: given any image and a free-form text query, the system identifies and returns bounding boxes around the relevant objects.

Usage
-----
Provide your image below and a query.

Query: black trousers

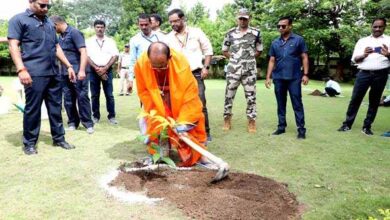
[192,69,210,135]
[62,75,93,129]
[23,75,65,147]
[325,87,340,97]
[342,68,389,129]
[273,78,306,133]
[89,69,116,120]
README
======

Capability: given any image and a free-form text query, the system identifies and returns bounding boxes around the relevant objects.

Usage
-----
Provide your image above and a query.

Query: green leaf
[150,142,160,151]
[161,157,176,168]
[152,153,161,164]
[136,135,148,143]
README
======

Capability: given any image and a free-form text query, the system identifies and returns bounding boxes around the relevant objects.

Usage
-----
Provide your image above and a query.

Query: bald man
[135,42,207,167]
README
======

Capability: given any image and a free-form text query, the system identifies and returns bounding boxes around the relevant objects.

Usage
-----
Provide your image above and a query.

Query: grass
[0,76,389,220]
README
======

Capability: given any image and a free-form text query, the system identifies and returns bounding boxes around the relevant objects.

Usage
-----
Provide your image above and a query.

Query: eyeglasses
[277,25,287,29]
[37,3,51,9]
[151,65,168,71]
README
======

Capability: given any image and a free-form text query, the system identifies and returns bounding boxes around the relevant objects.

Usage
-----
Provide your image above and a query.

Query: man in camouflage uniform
[222,8,263,133]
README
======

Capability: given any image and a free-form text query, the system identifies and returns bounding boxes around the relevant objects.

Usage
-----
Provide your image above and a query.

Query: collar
[369,34,385,39]
[141,31,155,38]
[279,32,296,42]
[63,25,71,34]
[26,9,48,21]
[94,35,106,41]
[174,26,189,35]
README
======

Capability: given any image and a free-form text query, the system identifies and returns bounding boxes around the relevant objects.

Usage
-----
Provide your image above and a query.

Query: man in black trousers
[8,0,76,155]
[338,18,390,135]
[50,15,94,134]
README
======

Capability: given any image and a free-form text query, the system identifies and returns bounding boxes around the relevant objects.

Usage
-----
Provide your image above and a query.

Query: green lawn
[0,76,389,220]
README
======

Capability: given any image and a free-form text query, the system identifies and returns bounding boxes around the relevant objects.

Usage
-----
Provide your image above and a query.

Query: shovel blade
[211,163,229,183]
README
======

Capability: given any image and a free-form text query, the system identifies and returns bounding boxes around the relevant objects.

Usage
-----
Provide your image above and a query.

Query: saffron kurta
[134,49,207,166]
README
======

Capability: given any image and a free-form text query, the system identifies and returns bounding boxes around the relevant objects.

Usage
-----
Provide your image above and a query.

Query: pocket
[27,26,44,42]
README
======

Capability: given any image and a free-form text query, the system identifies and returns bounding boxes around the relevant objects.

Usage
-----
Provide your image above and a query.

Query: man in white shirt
[324,77,341,97]
[166,9,213,141]
[338,18,390,135]
[86,20,119,125]
[117,44,131,96]
[128,13,165,93]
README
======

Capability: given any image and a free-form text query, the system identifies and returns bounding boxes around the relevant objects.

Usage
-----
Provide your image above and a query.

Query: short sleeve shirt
[86,35,119,66]
[59,25,85,74]
[222,27,263,66]
[269,33,308,80]
[166,27,213,71]
[8,9,59,76]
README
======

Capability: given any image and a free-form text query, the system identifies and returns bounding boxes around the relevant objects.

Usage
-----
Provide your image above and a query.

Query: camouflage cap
[237,8,250,19]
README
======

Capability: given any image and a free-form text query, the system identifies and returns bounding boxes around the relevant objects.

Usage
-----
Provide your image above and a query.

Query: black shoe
[272,129,285,135]
[23,146,37,155]
[361,127,373,136]
[337,125,351,132]
[297,132,306,139]
[53,141,75,150]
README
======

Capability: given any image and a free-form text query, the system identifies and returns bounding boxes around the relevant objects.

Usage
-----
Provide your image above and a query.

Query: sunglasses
[238,17,248,21]
[277,25,287,29]
[37,3,51,9]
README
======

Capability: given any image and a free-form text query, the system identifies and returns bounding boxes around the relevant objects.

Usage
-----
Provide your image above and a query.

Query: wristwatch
[67,65,73,69]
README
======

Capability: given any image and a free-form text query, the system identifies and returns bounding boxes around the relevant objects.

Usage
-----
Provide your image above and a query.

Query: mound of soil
[110,167,302,220]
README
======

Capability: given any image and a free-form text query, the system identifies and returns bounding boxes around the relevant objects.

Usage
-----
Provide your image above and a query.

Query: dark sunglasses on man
[37,2,51,9]
[277,25,287,29]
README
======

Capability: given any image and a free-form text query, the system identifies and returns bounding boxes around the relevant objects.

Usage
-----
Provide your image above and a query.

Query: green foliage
[0,21,9,58]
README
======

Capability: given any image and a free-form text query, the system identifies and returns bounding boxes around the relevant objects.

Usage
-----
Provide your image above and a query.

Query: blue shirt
[8,9,59,77]
[128,31,165,79]
[269,33,308,80]
[58,25,85,75]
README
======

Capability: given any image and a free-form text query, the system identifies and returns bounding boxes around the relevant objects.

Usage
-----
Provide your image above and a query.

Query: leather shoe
[23,146,37,155]
[53,141,75,150]
[272,129,285,135]
[297,132,306,139]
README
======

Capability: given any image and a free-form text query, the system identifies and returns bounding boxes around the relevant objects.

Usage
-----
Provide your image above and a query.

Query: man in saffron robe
[134,42,207,167]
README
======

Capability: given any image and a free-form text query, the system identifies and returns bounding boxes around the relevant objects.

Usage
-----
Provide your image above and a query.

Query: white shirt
[351,34,390,70]
[167,26,213,71]
[119,52,131,68]
[86,35,119,66]
[325,80,341,93]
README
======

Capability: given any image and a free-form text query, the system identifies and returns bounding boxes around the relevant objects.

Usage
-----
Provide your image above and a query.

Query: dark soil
[110,165,303,220]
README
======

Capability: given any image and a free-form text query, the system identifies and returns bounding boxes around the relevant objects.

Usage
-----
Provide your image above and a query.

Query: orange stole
[134,49,207,166]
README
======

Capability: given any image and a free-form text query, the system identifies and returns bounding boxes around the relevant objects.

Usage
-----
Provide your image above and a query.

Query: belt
[361,68,389,74]
[192,68,202,76]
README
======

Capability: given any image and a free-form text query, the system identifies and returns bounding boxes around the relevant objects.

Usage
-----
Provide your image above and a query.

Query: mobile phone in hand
[374,47,382,53]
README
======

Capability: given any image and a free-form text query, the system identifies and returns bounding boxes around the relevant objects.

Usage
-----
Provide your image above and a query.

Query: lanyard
[142,34,159,43]
[96,39,105,50]
[175,32,189,48]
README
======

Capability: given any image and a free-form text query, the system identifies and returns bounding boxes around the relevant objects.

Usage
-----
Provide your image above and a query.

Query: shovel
[177,132,229,183]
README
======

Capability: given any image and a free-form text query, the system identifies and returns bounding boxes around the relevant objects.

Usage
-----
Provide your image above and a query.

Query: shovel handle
[178,133,226,166]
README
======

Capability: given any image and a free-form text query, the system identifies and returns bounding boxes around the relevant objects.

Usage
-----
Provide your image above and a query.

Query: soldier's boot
[222,115,232,131]
[248,119,256,133]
